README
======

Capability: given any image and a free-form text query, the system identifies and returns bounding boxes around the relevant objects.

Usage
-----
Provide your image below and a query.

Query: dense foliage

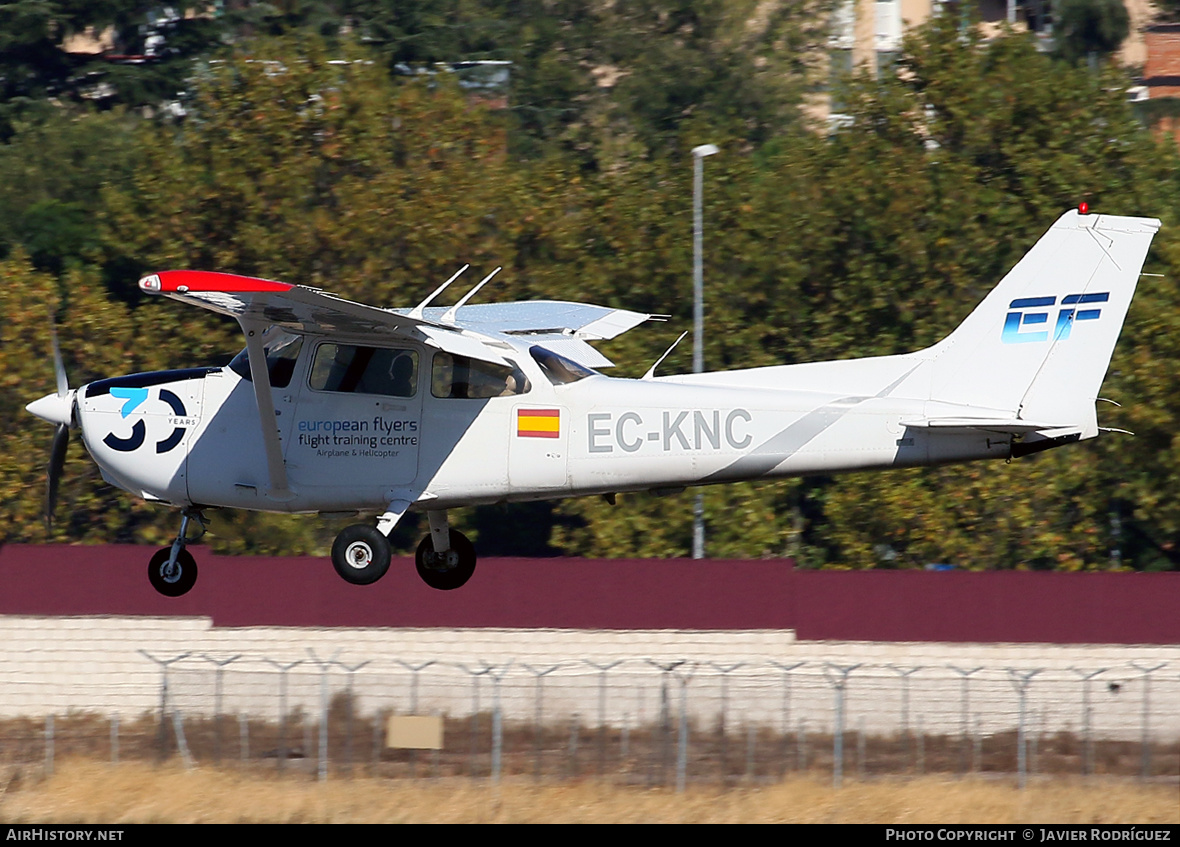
[2,6,1178,569]
[1053,0,1130,66]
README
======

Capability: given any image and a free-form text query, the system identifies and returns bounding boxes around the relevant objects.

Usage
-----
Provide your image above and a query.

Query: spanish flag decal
[517,408,560,438]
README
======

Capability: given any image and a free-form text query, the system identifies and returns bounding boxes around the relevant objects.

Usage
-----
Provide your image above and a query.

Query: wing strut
[239,315,293,500]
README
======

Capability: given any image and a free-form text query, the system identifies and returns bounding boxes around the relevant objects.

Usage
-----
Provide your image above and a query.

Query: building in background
[1142,22,1180,97]
[825,0,1154,124]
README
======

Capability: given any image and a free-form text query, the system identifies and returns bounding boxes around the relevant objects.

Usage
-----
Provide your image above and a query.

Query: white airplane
[26,209,1159,596]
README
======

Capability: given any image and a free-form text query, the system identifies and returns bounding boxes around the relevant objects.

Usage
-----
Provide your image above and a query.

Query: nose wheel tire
[415,529,476,591]
[148,547,198,597]
[331,524,392,585]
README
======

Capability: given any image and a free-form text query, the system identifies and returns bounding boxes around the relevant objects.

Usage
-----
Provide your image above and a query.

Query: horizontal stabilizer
[900,418,1074,434]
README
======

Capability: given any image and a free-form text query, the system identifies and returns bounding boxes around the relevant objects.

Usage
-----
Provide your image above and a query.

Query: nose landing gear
[148,509,206,597]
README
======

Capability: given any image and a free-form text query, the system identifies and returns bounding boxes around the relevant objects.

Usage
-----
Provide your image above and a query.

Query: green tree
[0,110,139,275]
[0,254,178,545]
[1053,0,1130,66]
[511,0,833,167]
[333,1,833,167]
[0,1,227,139]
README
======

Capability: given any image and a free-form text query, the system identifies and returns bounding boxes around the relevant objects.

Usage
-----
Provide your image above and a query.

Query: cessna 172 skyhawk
[26,209,1160,596]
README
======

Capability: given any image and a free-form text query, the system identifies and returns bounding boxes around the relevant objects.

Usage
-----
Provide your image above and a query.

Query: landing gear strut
[415,510,476,591]
[148,508,206,597]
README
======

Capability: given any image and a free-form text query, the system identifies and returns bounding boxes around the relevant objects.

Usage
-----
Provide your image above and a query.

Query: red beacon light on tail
[1079,202,1090,215]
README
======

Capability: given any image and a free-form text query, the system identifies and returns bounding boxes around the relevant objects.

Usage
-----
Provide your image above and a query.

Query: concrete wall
[3,547,1175,740]
[2,616,1176,741]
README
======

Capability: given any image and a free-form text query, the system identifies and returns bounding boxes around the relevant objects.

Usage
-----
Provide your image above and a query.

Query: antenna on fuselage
[441,267,501,324]
[642,330,688,380]
[410,264,469,320]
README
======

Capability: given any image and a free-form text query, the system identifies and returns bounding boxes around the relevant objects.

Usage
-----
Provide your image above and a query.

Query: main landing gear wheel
[148,547,198,597]
[331,524,392,585]
[415,529,476,591]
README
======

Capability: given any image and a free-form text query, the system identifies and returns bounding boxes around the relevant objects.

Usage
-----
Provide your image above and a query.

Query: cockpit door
[285,341,424,508]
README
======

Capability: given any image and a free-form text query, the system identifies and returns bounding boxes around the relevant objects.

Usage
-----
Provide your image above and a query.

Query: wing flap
[418,327,509,365]
[406,300,654,340]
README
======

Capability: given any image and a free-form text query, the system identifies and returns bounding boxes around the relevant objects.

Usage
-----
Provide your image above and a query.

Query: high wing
[138,268,654,503]
[406,301,657,368]
[138,270,653,367]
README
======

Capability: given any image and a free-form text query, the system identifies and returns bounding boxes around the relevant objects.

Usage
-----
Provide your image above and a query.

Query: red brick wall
[1144,27,1180,97]
[0,544,1176,644]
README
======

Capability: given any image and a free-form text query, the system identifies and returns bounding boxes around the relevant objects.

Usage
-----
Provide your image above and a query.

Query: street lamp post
[691,143,718,560]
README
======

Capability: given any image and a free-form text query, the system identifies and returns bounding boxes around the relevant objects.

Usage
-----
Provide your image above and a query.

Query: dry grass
[0,760,1176,823]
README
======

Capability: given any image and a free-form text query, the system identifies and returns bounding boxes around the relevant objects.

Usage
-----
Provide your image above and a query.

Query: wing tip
[141,270,294,295]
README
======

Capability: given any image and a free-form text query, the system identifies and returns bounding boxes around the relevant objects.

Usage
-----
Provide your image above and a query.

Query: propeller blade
[46,422,69,528]
[51,323,68,399]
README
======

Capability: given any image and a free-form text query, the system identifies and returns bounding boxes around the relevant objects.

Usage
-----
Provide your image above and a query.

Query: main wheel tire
[331,524,392,585]
[415,529,476,591]
[148,547,198,597]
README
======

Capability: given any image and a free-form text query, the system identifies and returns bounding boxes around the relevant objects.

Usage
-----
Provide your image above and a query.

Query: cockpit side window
[227,331,304,389]
[529,345,598,385]
[309,343,419,397]
[431,353,530,399]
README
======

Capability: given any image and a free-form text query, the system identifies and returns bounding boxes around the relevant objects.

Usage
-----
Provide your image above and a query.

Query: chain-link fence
[2,654,1176,788]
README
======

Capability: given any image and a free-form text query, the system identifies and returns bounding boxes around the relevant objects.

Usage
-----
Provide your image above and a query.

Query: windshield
[530,345,598,385]
[227,329,304,389]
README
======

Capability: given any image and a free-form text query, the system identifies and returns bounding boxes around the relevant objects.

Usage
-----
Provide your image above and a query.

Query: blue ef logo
[1001,293,1109,344]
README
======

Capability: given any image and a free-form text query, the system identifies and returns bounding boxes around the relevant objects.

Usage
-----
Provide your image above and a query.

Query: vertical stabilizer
[923,210,1159,433]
